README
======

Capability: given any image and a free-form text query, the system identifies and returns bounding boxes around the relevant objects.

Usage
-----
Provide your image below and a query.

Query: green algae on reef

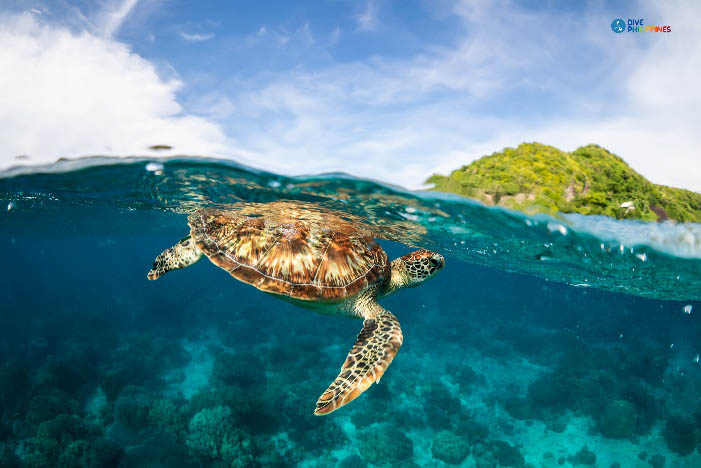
[427,143,701,222]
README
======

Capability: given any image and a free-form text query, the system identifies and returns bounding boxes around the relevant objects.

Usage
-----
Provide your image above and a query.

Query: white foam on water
[563,213,701,259]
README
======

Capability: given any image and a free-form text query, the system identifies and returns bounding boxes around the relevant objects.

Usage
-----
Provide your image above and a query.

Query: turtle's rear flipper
[314,306,403,415]
[147,236,203,280]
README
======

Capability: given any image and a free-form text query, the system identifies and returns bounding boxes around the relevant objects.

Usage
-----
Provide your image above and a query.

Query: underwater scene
[1,158,701,468]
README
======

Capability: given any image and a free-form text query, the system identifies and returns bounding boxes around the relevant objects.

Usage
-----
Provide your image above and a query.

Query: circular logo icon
[611,18,625,33]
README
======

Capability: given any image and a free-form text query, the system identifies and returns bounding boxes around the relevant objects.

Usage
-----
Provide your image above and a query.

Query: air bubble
[547,222,567,235]
[145,162,164,175]
[145,162,163,171]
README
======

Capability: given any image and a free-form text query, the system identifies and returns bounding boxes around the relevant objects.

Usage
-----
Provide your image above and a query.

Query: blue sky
[1,1,699,190]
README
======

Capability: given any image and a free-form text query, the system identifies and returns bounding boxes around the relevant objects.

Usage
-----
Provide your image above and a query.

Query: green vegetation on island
[427,143,701,222]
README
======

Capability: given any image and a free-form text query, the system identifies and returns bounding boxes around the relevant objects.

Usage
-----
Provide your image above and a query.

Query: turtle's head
[147,236,203,280]
[387,249,444,294]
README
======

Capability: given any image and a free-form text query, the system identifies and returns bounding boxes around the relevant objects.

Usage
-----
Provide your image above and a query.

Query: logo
[611,19,625,33]
[611,18,671,33]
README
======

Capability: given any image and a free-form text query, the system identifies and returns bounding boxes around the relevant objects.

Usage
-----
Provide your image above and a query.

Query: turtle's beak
[147,269,161,280]
[147,257,165,280]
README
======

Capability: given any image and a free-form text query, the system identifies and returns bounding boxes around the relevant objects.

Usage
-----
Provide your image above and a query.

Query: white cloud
[210,0,701,192]
[0,13,232,167]
[530,1,701,192]
[178,31,215,42]
[97,0,140,37]
[356,1,379,32]
[2,1,699,195]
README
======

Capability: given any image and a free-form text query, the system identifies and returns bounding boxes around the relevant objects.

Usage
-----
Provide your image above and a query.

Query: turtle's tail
[147,236,203,280]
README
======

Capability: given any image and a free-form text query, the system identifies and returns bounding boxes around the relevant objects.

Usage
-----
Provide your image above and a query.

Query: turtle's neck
[382,258,410,297]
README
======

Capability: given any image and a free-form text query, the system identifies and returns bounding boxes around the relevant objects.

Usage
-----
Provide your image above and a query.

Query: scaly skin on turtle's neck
[382,257,411,297]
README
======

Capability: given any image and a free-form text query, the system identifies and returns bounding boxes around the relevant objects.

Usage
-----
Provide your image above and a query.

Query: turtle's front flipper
[147,236,203,280]
[314,304,403,415]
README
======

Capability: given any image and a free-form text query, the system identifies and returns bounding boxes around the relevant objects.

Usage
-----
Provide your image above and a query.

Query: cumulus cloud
[0,13,232,168]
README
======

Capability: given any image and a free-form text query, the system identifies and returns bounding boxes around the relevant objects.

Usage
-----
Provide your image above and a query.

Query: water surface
[1,158,700,467]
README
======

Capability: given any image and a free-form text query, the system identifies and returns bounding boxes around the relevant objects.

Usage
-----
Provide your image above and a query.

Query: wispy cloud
[232,22,319,51]
[356,0,379,32]
[98,0,140,37]
[2,0,699,193]
[328,27,341,47]
[207,0,701,191]
[178,31,215,42]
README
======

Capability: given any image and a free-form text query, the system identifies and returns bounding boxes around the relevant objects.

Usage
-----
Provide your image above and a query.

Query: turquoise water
[1,157,700,467]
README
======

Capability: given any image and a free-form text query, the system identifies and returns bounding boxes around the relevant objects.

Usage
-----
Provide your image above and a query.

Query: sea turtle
[147,201,445,415]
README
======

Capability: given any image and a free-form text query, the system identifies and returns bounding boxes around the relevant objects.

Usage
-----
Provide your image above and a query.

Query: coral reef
[503,397,533,421]
[186,405,254,466]
[597,399,636,439]
[358,424,414,466]
[114,386,152,430]
[523,347,663,440]
[421,380,467,430]
[662,414,698,456]
[293,418,348,455]
[431,430,470,464]
[486,440,524,467]
[569,445,596,465]
[2,217,701,468]
[648,454,666,468]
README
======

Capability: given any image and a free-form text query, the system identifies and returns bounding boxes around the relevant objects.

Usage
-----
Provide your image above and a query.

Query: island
[426,143,701,222]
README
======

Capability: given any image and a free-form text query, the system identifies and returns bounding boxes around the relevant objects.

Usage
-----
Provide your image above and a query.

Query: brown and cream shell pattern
[188,202,390,301]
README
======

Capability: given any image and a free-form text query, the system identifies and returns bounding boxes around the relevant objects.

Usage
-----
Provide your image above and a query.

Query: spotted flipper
[314,306,403,415]
[147,236,203,280]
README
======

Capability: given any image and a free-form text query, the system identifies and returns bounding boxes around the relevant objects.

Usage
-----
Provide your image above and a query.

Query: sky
[0,0,699,191]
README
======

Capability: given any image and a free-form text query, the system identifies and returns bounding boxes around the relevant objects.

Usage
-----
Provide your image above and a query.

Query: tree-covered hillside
[427,143,701,222]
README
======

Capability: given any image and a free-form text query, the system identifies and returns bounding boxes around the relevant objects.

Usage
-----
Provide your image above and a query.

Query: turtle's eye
[426,254,445,274]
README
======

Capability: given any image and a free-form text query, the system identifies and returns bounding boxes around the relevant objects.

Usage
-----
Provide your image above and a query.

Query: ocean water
[1,157,700,468]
